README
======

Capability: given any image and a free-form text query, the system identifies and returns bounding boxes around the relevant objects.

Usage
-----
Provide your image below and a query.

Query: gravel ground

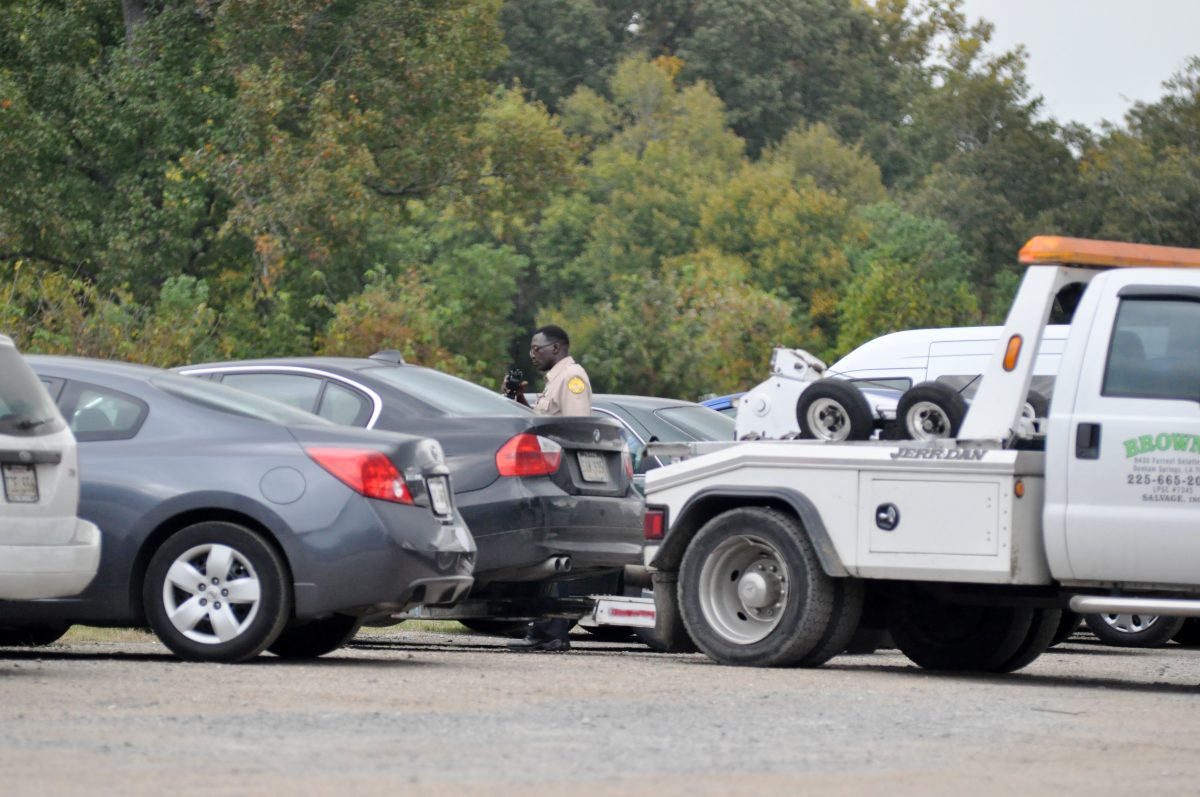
[1,629,1199,796]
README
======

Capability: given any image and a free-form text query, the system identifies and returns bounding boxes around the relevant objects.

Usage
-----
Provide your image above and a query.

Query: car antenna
[369,349,406,365]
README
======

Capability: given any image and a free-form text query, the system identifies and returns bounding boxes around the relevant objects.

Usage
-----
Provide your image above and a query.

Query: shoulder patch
[567,376,587,394]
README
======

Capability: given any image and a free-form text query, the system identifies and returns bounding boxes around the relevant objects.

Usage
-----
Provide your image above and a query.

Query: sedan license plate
[426,476,452,517]
[2,463,39,504]
[577,451,609,483]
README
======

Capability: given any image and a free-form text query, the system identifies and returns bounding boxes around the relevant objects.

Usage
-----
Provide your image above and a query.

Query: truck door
[1064,283,1200,585]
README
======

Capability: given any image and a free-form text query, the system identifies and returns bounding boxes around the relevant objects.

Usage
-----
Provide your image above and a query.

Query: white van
[0,335,100,599]
[735,325,1069,442]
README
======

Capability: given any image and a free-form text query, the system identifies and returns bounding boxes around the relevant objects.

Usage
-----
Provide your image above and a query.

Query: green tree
[835,204,980,355]
[548,249,793,397]
[536,56,744,309]
[1052,59,1200,248]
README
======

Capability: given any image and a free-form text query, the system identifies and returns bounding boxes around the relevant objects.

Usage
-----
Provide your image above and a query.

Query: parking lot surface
[2,628,1199,796]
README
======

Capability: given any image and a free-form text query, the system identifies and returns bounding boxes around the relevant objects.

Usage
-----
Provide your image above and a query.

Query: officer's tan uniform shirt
[534,355,592,417]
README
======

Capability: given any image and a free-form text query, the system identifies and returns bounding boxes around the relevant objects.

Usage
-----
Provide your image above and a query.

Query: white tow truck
[642,236,1200,671]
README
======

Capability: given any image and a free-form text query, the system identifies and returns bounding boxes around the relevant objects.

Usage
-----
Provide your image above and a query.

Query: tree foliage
[1,1,1197,401]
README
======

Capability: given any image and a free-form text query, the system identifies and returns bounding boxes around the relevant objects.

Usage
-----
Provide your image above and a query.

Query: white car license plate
[2,464,39,503]
[426,476,452,516]
[577,452,608,483]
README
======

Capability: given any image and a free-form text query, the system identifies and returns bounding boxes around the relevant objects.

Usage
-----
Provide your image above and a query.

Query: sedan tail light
[306,447,413,504]
[496,434,562,477]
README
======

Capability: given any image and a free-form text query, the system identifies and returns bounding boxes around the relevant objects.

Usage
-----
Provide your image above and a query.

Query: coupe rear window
[149,373,334,426]
[362,366,532,417]
[655,406,736,441]
[0,345,66,437]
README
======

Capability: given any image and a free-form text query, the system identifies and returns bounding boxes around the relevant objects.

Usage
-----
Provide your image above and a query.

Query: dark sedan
[6,357,475,662]
[177,355,645,628]
[591,394,735,478]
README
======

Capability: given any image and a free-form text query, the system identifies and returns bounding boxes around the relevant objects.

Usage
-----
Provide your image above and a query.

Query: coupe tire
[143,521,292,663]
[889,589,1033,671]
[582,624,635,640]
[897,381,968,440]
[1084,612,1184,647]
[679,507,844,667]
[796,381,874,441]
[460,619,531,638]
[0,624,69,647]
[268,614,362,659]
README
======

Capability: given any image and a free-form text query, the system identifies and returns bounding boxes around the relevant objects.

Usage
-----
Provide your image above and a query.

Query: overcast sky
[957,0,1199,128]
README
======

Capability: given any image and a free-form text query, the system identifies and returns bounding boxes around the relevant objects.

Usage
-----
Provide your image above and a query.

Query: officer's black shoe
[506,635,570,652]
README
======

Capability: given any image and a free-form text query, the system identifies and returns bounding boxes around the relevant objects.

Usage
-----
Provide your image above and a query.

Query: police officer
[506,324,591,651]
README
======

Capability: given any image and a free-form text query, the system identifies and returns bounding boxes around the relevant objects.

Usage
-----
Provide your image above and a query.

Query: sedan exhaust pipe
[478,556,573,583]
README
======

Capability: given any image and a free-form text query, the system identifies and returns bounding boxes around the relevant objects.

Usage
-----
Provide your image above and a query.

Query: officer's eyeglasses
[530,342,557,354]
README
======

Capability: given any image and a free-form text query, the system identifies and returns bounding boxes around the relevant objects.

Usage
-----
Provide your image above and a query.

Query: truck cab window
[1103,298,1200,400]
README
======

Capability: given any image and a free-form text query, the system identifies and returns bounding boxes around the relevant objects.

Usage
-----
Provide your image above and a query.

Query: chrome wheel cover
[1101,613,1159,634]
[805,398,853,441]
[904,400,953,440]
[161,543,262,645]
[698,534,788,644]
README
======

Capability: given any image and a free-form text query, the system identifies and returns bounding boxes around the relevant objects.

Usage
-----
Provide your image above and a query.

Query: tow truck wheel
[1084,612,1184,647]
[635,574,699,653]
[679,507,849,667]
[897,381,967,440]
[795,380,874,442]
[994,609,1061,673]
[889,589,1033,671]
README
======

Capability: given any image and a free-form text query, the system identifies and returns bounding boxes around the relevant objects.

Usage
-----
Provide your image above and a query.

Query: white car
[736,326,1068,442]
[0,335,100,600]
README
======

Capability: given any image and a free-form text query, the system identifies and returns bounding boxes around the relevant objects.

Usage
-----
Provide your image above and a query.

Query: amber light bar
[1019,236,1200,269]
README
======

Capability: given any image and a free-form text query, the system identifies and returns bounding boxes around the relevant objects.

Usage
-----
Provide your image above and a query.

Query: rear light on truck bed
[644,508,666,541]
[306,447,413,504]
[495,434,562,477]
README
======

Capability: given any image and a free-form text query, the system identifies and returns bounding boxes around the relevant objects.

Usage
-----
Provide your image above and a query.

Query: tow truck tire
[1084,612,1184,647]
[796,380,874,442]
[791,574,864,667]
[635,574,699,653]
[679,507,841,667]
[993,609,1061,673]
[897,381,967,440]
[889,589,1033,671]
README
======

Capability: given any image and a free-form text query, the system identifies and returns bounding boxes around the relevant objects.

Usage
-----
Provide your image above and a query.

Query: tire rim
[904,401,952,440]
[161,543,262,645]
[1101,613,1158,634]
[697,534,788,644]
[806,398,852,441]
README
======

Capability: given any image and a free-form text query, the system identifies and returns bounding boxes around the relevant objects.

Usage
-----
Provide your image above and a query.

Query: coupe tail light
[644,507,666,541]
[621,446,634,479]
[306,447,413,504]
[496,434,562,477]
